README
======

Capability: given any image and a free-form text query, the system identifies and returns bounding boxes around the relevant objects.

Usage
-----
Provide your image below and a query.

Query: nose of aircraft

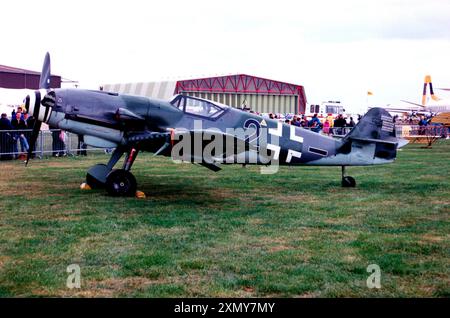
[24,91,41,119]
[23,90,55,123]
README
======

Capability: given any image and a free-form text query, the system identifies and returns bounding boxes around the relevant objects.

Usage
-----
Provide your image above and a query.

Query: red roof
[174,74,307,112]
[175,74,305,96]
[0,64,61,89]
[0,64,41,75]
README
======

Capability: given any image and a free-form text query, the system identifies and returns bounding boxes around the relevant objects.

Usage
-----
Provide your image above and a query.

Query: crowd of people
[0,107,68,161]
[391,113,448,136]
[1,107,32,160]
[267,112,358,135]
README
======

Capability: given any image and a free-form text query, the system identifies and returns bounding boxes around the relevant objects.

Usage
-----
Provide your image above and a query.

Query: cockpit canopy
[170,94,227,119]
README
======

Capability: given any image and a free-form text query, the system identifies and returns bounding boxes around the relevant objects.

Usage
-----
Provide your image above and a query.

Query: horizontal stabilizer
[397,138,409,149]
[347,137,398,145]
[348,136,408,149]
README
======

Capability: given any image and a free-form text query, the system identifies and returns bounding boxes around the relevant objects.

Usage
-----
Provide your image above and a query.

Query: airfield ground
[0,141,449,297]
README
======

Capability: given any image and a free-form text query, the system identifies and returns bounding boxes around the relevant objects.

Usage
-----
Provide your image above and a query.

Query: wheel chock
[80,183,92,190]
[135,191,146,199]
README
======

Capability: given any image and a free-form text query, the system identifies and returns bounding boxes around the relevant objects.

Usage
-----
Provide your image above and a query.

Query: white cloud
[1,0,450,113]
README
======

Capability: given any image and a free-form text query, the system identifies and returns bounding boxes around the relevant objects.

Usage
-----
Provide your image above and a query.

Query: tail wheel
[342,176,356,188]
[105,169,137,197]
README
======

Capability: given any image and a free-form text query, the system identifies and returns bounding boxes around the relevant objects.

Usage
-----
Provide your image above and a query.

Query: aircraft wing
[171,129,262,171]
[399,100,426,108]
[375,101,432,116]
[370,102,423,114]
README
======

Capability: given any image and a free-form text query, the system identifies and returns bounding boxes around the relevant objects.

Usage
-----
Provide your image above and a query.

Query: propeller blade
[26,120,42,165]
[25,52,52,165]
[39,52,51,89]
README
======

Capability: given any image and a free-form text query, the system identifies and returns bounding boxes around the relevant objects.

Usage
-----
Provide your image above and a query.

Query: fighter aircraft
[23,53,404,196]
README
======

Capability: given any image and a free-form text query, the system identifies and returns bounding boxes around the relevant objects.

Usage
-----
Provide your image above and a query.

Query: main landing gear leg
[341,166,356,188]
[85,147,125,189]
[105,148,139,197]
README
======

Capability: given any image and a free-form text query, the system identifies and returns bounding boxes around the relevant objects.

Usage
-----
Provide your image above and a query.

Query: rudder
[345,108,397,142]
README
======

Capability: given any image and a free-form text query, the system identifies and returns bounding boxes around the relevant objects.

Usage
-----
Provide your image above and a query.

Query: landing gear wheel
[342,176,356,188]
[105,169,137,197]
[86,164,109,189]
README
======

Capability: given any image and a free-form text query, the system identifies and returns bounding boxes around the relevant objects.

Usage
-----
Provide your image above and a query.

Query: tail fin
[422,75,441,105]
[341,108,402,160]
[345,108,397,143]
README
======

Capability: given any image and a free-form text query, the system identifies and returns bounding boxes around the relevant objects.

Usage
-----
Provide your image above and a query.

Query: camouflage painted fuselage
[27,88,399,167]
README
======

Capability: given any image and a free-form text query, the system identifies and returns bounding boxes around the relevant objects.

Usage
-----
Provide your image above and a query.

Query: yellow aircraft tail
[422,75,441,105]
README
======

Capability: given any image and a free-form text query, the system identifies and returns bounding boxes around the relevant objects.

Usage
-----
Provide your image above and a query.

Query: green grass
[0,141,449,297]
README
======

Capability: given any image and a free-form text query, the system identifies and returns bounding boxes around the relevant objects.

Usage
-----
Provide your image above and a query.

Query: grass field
[0,141,449,297]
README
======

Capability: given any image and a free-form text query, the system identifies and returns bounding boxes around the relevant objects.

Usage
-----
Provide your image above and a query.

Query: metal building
[103,74,307,114]
[0,65,61,89]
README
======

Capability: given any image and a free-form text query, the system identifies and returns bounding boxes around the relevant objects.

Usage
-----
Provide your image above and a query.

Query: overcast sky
[1,0,450,113]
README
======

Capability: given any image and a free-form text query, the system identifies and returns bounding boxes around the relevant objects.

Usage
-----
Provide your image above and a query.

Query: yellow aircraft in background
[402,75,450,127]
